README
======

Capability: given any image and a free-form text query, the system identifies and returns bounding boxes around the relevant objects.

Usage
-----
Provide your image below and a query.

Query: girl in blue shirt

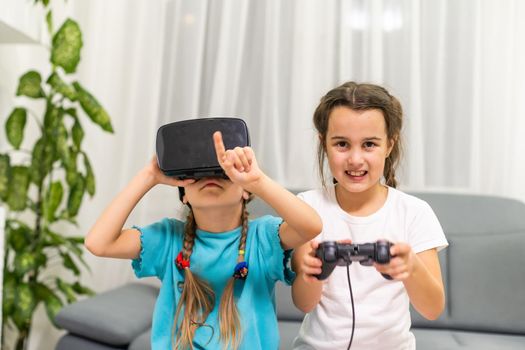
[85,131,322,350]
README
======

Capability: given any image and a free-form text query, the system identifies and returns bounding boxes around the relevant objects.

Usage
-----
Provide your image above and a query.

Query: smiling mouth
[346,170,367,177]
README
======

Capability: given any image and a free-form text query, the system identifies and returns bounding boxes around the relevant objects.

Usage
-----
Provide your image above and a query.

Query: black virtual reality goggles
[156,117,250,201]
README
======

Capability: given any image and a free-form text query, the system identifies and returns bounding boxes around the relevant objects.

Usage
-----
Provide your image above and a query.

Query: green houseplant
[0,1,114,349]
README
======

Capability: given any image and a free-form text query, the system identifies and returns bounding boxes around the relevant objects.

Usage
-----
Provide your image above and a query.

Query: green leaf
[64,147,78,187]
[73,82,114,133]
[44,229,67,245]
[44,292,63,326]
[34,283,63,326]
[7,224,31,253]
[56,122,71,166]
[47,72,78,101]
[62,237,91,272]
[51,19,82,74]
[6,166,30,211]
[44,181,64,222]
[43,102,60,130]
[61,252,80,276]
[56,278,77,302]
[35,251,48,268]
[83,153,95,196]
[45,10,53,34]
[66,236,85,244]
[30,138,55,185]
[14,252,37,276]
[71,282,95,296]
[67,176,85,217]
[64,240,83,257]
[16,71,45,98]
[13,283,37,329]
[2,274,17,316]
[0,153,10,200]
[6,107,27,149]
[71,118,84,149]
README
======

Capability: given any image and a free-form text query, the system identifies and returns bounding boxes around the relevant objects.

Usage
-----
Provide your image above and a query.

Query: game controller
[315,240,394,280]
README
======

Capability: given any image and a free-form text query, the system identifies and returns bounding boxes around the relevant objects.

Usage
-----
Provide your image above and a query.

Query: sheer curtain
[157,0,525,198]
[1,0,525,348]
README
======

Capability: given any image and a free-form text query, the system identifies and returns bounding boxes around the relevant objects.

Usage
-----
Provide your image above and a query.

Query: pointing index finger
[213,131,226,163]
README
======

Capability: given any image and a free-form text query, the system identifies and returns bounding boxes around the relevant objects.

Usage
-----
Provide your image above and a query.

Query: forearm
[403,254,445,320]
[84,168,155,257]
[292,275,323,313]
[250,175,322,240]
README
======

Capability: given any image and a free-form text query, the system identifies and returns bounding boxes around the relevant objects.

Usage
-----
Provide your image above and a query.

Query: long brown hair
[173,200,250,350]
[313,81,403,188]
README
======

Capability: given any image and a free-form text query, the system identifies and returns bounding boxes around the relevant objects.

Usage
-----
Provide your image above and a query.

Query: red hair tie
[175,252,190,270]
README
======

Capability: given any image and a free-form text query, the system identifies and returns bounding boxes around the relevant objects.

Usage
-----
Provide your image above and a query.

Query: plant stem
[15,327,28,350]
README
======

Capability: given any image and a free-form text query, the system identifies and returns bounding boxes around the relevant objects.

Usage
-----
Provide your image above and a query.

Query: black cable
[346,264,355,350]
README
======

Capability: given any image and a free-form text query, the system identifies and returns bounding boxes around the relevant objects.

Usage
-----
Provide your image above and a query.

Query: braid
[182,210,197,259]
[218,201,250,350]
[238,204,249,263]
[173,210,215,350]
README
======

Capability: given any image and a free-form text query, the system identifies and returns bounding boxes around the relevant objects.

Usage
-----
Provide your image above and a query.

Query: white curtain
[1,0,525,348]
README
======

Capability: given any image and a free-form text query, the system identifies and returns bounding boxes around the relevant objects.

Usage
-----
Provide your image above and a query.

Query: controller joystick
[315,240,393,280]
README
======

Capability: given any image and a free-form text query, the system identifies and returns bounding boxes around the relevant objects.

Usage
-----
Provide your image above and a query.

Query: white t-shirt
[292,185,448,350]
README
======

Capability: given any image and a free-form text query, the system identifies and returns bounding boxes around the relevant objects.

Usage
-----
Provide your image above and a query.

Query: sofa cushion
[55,334,125,350]
[129,330,151,350]
[412,328,525,350]
[55,283,158,346]
[279,320,302,350]
[410,193,525,334]
[276,283,304,321]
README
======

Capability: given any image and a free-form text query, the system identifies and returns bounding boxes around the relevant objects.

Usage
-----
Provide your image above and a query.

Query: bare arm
[291,240,323,312]
[375,245,445,320]
[84,158,194,259]
[248,175,322,250]
[213,132,322,249]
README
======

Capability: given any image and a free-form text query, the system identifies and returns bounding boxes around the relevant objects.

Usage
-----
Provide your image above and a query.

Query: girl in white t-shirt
[292,82,448,350]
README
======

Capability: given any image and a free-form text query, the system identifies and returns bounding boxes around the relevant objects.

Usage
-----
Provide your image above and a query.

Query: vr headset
[156,117,250,180]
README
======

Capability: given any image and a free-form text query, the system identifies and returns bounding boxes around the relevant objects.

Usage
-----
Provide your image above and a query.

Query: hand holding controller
[315,240,393,280]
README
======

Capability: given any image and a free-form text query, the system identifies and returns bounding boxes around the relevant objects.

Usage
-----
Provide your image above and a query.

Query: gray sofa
[55,192,525,349]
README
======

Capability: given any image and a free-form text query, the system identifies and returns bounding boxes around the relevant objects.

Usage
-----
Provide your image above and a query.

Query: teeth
[347,170,366,176]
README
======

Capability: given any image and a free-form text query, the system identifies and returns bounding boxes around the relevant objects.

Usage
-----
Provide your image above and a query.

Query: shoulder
[248,215,284,250]
[249,215,283,232]
[389,188,448,251]
[389,187,434,214]
[135,218,185,237]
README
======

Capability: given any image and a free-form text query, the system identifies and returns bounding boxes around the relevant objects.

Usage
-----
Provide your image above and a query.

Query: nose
[347,148,364,166]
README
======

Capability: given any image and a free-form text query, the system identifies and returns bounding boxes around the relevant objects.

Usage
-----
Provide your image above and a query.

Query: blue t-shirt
[131,215,295,350]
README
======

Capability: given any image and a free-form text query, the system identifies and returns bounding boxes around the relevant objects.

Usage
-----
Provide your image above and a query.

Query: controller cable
[346,264,355,350]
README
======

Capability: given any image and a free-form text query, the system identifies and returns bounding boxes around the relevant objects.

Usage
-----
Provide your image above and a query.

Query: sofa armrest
[55,283,158,346]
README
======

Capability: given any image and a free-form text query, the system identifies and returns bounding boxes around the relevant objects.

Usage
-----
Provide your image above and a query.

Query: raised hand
[144,156,195,188]
[213,131,263,190]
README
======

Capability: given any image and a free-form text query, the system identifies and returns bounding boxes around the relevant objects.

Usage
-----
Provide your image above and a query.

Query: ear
[318,133,326,150]
[182,195,189,204]
[386,136,397,158]
[242,190,250,200]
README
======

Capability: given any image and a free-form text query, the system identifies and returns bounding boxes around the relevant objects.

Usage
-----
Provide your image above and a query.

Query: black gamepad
[315,240,393,280]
